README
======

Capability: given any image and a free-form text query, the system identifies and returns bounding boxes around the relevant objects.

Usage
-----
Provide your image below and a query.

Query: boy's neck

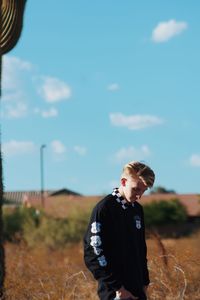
[118,186,127,202]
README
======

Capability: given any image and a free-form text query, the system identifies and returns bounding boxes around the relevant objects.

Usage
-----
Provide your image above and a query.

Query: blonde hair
[121,161,155,188]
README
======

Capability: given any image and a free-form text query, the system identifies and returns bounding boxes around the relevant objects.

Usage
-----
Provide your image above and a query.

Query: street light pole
[40,144,46,208]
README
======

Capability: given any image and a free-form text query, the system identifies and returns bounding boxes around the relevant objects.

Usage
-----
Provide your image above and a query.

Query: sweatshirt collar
[112,188,134,210]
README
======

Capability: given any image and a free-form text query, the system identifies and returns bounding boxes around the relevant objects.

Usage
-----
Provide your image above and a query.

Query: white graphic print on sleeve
[90,235,102,247]
[90,236,103,255]
[91,222,101,233]
[98,255,107,267]
[93,247,103,255]
[89,215,108,267]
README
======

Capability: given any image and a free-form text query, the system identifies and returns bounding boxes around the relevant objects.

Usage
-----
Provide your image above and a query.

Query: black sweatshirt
[83,188,150,298]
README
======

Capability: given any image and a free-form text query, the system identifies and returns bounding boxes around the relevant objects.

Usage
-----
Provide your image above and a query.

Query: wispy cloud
[38,77,72,103]
[1,56,33,118]
[107,83,120,91]
[74,146,87,156]
[41,107,58,118]
[2,102,28,119]
[189,154,200,167]
[2,140,36,157]
[2,55,72,119]
[2,55,33,91]
[50,141,88,158]
[34,107,58,118]
[51,140,66,154]
[113,145,151,163]
[152,19,188,43]
[110,113,164,130]
[1,91,24,102]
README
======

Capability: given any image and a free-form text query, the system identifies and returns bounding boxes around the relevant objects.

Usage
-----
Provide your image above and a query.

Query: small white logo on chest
[134,215,142,229]
[136,220,141,229]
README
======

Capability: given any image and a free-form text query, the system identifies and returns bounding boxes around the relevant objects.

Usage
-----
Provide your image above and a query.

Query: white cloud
[2,56,72,120]
[152,19,188,43]
[113,145,151,163]
[1,55,32,119]
[51,140,66,154]
[2,102,28,119]
[107,83,120,91]
[1,91,24,102]
[34,107,58,118]
[39,77,72,102]
[2,55,32,91]
[2,140,36,157]
[189,154,200,167]
[74,146,87,156]
[110,113,164,130]
[41,107,58,118]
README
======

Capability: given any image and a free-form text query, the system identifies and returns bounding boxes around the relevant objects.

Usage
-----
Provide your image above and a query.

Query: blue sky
[1,1,200,195]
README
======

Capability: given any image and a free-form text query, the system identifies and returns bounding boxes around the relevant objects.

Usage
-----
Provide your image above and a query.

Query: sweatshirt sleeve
[141,207,150,286]
[83,202,122,291]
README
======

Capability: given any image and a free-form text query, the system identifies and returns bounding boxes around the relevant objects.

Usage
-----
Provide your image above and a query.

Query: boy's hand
[143,285,148,295]
[115,286,139,299]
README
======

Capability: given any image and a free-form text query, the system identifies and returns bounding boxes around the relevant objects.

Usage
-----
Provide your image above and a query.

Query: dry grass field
[3,194,200,299]
[4,231,200,300]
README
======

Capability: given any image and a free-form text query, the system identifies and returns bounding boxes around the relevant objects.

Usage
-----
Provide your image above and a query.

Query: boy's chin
[129,196,137,202]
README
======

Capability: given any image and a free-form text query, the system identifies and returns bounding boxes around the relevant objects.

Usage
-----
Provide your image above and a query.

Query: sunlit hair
[121,161,155,188]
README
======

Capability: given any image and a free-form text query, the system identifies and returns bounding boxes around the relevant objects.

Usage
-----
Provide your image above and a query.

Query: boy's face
[121,176,148,203]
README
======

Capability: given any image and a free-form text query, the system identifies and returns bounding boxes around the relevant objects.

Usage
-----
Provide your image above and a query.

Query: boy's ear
[121,178,127,186]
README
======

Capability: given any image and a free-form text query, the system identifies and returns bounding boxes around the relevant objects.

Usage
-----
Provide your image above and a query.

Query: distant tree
[143,198,187,227]
[150,186,176,194]
[0,1,27,297]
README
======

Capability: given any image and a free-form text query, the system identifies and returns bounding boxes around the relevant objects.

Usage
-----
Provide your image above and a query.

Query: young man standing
[83,161,155,300]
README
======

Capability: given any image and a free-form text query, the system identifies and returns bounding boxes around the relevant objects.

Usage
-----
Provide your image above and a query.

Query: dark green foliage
[3,207,42,241]
[150,186,176,194]
[144,198,187,227]
[3,206,90,249]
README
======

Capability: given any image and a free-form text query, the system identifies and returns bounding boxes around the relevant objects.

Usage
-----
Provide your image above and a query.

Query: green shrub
[23,209,90,248]
[143,198,187,227]
[23,217,69,248]
[66,208,91,243]
[3,207,42,241]
[3,206,91,248]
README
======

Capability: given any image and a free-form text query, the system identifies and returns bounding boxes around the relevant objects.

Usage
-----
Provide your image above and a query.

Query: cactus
[0,0,27,296]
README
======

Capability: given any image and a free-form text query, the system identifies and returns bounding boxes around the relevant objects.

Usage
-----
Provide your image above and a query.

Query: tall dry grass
[3,230,200,300]
[147,232,200,299]
[4,242,97,300]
